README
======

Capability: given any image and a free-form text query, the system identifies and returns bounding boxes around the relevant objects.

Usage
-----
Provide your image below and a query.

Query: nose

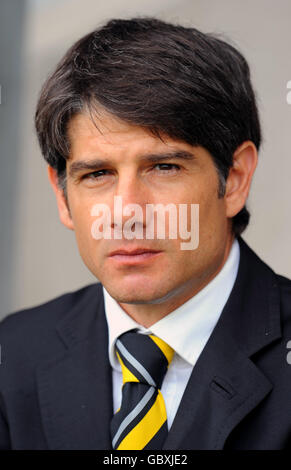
[115,170,148,207]
[110,170,149,235]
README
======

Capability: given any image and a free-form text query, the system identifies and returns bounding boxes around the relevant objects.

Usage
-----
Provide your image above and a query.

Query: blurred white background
[1,0,291,317]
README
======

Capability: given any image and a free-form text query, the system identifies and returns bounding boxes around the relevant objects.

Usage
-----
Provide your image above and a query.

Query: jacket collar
[222,235,281,356]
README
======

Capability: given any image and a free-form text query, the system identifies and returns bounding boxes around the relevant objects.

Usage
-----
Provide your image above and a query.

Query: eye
[154,163,180,173]
[83,169,110,180]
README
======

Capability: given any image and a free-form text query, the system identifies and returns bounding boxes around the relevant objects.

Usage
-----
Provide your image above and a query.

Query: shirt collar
[103,237,240,369]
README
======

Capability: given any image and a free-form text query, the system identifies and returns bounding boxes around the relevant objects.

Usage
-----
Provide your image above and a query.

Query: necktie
[110,329,174,450]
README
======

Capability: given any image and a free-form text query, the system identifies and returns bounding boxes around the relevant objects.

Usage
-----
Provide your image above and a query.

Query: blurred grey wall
[1,0,291,317]
[0,0,26,315]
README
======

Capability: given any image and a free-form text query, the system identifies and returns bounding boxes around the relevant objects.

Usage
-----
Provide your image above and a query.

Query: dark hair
[35,17,261,236]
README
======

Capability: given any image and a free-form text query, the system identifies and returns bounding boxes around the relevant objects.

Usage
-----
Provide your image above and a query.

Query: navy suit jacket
[0,235,291,449]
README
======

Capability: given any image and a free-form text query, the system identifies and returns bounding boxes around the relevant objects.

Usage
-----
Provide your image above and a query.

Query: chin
[105,281,168,305]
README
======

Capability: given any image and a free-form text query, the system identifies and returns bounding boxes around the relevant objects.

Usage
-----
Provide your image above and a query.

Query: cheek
[191,176,226,240]
[69,197,97,249]
[199,196,227,251]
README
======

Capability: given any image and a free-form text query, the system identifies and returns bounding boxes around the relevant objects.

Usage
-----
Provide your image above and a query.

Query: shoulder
[0,282,103,334]
[276,273,291,289]
[238,235,291,297]
[237,236,291,335]
[275,273,291,324]
[0,283,104,378]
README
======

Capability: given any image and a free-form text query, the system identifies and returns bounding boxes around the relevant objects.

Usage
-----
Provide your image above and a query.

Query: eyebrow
[68,150,196,178]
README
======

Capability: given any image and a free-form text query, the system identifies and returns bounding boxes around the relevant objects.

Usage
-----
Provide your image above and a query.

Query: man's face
[62,111,232,308]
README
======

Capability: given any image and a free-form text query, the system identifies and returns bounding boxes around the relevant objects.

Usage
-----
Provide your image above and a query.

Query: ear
[47,165,74,230]
[225,140,258,218]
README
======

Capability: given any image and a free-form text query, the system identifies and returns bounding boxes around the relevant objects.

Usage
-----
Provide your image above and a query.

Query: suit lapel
[162,328,273,450]
[36,284,113,450]
[163,236,282,449]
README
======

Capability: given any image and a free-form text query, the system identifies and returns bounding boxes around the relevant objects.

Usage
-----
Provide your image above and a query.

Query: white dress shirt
[103,237,240,430]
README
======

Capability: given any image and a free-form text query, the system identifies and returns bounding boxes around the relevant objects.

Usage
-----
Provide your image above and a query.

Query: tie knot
[115,330,174,389]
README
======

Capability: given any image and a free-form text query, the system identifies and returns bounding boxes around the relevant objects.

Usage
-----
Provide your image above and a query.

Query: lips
[109,248,161,256]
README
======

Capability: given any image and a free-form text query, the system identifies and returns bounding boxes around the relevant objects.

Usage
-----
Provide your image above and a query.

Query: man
[0,17,290,450]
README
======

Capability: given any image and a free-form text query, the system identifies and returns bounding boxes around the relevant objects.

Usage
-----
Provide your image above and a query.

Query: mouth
[108,248,163,265]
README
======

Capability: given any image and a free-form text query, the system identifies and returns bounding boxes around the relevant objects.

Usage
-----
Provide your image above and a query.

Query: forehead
[66,111,214,171]
[67,111,162,153]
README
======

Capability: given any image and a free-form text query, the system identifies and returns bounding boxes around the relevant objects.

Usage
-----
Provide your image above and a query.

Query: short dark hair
[35,17,261,236]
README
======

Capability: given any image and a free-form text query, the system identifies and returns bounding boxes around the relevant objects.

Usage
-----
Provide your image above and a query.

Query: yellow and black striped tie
[110,329,174,450]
